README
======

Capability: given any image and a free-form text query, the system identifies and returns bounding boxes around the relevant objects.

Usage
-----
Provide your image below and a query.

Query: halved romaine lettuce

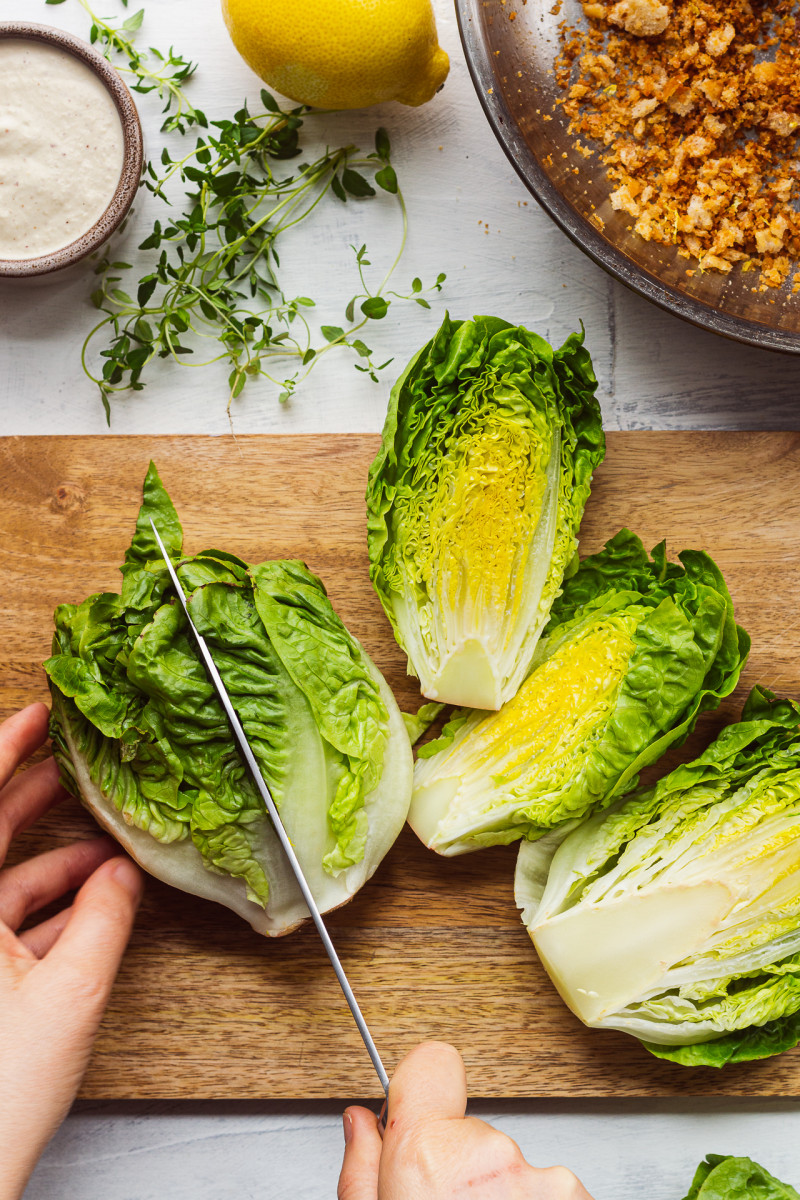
[366,314,604,711]
[516,687,800,1065]
[410,529,749,855]
[45,463,413,936]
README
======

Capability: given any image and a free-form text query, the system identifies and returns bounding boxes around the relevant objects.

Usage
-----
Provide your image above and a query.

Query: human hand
[339,1042,595,1200]
[0,703,143,1200]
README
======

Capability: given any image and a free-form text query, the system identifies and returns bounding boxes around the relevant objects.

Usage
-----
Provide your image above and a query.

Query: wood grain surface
[2,431,800,1100]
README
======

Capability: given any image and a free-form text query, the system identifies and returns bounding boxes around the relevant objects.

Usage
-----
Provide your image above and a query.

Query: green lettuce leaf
[45,463,413,936]
[366,313,604,711]
[682,1154,800,1199]
[251,560,389,874]
[410,530,749,855]
[647,1008,800,1067]
[402,701,446,747]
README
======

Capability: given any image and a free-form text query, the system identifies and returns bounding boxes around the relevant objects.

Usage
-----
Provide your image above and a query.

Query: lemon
[221,0,450,110]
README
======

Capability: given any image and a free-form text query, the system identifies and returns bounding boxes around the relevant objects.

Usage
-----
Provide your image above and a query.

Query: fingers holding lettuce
[0,703,143,1200]
[339,1042,594,1200]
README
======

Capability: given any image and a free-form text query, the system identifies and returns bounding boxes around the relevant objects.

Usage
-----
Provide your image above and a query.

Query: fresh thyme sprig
[48,0,445,419]
[83,100,445,418]
[45,0,202,132]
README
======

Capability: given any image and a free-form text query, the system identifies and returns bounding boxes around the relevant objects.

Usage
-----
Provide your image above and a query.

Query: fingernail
[343,1111,353,1144]
[110,856,143,899]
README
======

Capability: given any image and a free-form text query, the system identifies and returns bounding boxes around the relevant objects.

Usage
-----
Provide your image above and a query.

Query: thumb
[338,1106,382,1200]
[386,1041,467,1134]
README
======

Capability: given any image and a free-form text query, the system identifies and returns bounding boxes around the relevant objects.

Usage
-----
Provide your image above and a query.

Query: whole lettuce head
[410,529,749,855]
[516,688,800,1066]
[366,313,604,711]
[45,464,413,936]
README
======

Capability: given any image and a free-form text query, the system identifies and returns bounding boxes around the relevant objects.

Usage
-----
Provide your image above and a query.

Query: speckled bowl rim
[0,22,143,278]
[455,0,800,356]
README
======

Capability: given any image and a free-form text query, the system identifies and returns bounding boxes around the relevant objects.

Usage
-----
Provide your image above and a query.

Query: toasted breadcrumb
[608,0,670,36]
[554,0,800,287]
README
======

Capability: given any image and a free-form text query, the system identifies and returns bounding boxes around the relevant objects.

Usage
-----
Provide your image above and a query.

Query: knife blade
[150,519,390,1096]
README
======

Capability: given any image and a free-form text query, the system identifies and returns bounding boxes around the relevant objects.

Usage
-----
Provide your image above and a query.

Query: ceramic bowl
[0,22,143,279]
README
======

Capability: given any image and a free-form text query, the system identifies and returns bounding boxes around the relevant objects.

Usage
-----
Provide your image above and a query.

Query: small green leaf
[295,296,315,307]
[133,318,153,342]
[137,277,157,306]
[260,89,280,112]
[411,277,422,293]
[111,289,133,305]
[342,169,376,198]
[351,339,372,357]
[127,347,150,372]
[122,8,145,31]
[361,296,389,320]
[374,128,391,161]
[302,348,316,365]
[345,297,357,323]
[321,325,345,343]
[374,164,397,194]
[331,174,347,203]
[415,298,431,309]
[228,369,246,398]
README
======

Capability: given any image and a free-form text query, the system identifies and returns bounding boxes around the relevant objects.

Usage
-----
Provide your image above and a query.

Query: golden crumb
[608,0,670,36]
[552,0,800,287]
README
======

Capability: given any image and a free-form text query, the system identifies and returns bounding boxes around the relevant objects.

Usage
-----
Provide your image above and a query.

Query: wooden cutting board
[2,431,800,1099]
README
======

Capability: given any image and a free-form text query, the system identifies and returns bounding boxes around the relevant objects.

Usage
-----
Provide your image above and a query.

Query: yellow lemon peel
[221,0,450,111]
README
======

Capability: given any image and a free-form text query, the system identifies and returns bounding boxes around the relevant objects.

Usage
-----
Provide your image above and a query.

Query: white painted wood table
[2,0,799,1195]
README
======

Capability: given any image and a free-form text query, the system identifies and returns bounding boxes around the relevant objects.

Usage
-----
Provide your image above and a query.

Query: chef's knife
[150,519,390,1097]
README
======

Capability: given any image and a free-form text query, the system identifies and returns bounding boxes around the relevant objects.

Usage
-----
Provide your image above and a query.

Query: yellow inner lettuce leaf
[468,616,637,781]
[411,613,638,850]
[427,418,549,632]
[398,414,553,710]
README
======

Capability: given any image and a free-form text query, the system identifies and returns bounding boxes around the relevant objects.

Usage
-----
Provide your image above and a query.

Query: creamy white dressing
[0,39,125,260]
